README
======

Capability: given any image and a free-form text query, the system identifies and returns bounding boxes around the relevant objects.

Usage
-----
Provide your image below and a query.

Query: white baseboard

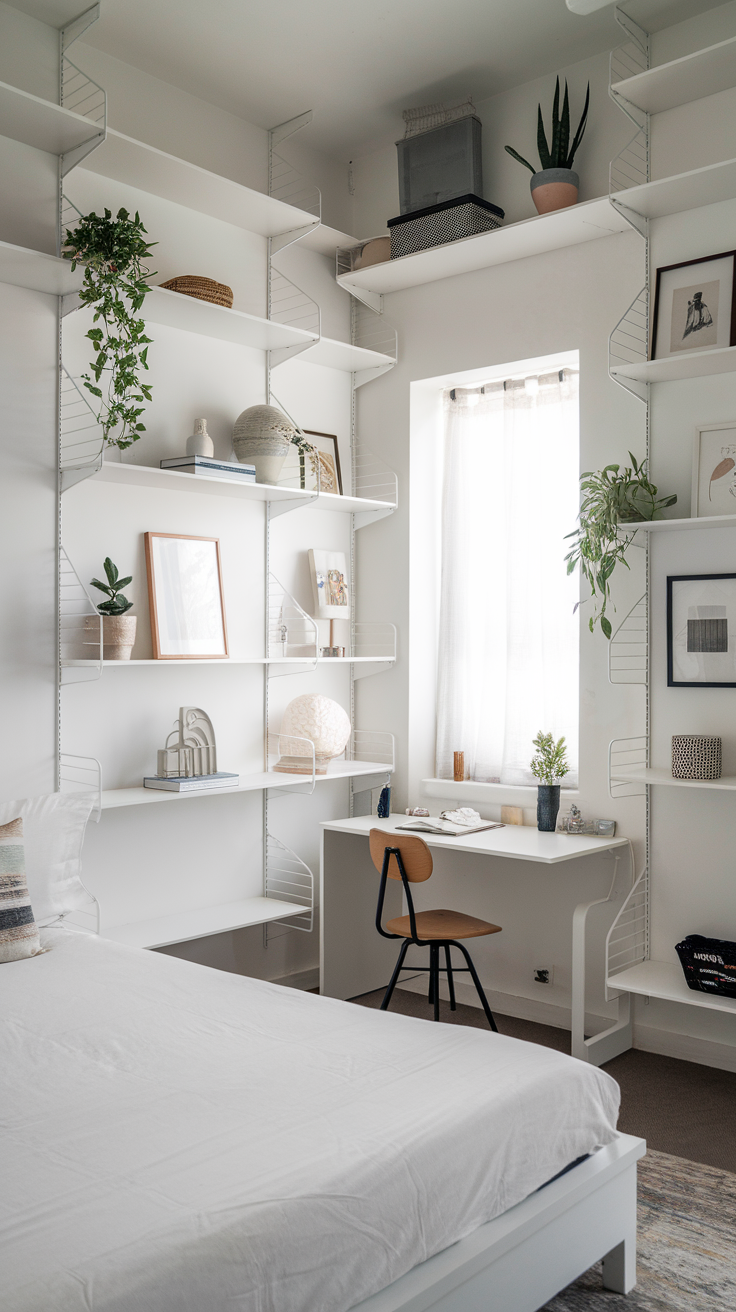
[271,966,320,991]
[398,974,609,1037]
[633,1022,736,1074]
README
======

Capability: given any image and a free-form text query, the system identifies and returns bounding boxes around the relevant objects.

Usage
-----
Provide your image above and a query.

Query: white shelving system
[46,28,399,952]
[603,8,736,1040]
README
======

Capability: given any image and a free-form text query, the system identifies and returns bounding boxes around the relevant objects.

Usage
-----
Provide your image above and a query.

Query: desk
[320,815,632,1067]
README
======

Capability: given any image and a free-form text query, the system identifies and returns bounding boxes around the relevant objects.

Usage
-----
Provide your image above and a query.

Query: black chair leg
[444,944,456,1010]
[431,944,440,1021]
[455,942,498,1032]
[381,939,410,1011]
[427,948,434,1004]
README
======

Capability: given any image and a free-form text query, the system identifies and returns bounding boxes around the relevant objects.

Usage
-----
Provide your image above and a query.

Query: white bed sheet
[1,929,619,1312]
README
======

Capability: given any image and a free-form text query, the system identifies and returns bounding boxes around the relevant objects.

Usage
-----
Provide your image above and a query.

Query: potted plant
[87,558,136,660]
[530,732,570,831]
[63,207,156,451]
[564,452,677,638]
[505,78,590,215]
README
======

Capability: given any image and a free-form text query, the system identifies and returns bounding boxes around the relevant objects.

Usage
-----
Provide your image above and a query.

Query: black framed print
[651,251,736,360]
[667,573,736,688]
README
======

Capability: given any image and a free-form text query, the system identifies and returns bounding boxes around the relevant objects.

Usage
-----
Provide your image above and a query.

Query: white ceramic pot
[530,168,579,215]
[84,613,137,660]
[186,417,214,457]
[232,404,296,484]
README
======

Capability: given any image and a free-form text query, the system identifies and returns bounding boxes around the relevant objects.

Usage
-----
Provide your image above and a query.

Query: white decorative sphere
[279,694,351,764]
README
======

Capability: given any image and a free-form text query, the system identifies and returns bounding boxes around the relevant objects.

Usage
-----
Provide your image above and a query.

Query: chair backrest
[369,829,433,882]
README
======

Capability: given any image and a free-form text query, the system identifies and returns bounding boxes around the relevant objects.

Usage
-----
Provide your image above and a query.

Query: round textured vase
[537,784,561,832]
[85,613,137,660]
[530,168,579,215]
[232,404,296,484]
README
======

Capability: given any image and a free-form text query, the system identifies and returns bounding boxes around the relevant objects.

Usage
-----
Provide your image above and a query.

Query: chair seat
[385,908,502,941]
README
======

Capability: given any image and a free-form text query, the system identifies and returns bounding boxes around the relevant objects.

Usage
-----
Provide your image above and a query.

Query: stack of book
[160,456,256,482]
[144,772,240,792]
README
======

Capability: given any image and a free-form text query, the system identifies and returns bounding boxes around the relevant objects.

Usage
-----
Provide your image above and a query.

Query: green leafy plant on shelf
[63,207,156,451]
[564,453,677,639]
[90,558,133,615]
[530,732,570,785]
[505,77,590,173]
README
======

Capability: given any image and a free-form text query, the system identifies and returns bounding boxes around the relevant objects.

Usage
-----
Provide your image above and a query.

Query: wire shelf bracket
[609,736,648,799]
[353,443,398,529]
[59,5,106,176]
[59,365,105,490]
[605,865,649,1001]
[608,7,649,199]
[351,622,397,679]
[267,573,319,671]
[609,286,649,404]
[609,594,648,685]
[59,546,102,683]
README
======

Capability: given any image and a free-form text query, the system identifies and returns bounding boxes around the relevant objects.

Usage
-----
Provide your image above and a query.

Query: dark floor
[350,986,736,1174]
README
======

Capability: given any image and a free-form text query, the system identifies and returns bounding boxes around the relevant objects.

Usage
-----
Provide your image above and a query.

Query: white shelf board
[613,766,736,790]
[611,345,736,383]
[89,460,395,515]
[302,223,358,256]
[613,156,736,220]
[142,286,317,351]
[61,655,394,667]
[336,197,629,295]
[298,336,396,371]
[612,35,736,115]
[0,240,85,295]
[103,896,307,949]
[101,760,391,809]
[0,78,102,156]
[607,960,736,1015]
[80,128,322,239]
[624,514,736,533]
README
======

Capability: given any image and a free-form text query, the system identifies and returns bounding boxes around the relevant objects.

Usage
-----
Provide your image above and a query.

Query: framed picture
[651,252,736,360]
[667,573,736,687]
[145,533,228,659]
[308,549,350,619]
[692,421,736,517]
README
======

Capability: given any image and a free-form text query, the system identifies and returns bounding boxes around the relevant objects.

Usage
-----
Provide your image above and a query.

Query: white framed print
[667,573,736,687]
[692,421,736,518]
[651,251,736,360]
[308,549,350,620]
[145,533,228,659]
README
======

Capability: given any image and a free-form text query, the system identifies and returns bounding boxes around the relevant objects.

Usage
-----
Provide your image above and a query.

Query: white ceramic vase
[232,404,296,484]
[186,417,214,457]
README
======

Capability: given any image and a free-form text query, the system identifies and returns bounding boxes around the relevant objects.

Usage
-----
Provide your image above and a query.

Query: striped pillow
[0,817,41,963]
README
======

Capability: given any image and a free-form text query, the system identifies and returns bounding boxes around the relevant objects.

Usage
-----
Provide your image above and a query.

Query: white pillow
[0,793,95,924]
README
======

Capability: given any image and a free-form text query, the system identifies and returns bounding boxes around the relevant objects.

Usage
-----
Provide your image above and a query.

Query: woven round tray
[160,275,234,309]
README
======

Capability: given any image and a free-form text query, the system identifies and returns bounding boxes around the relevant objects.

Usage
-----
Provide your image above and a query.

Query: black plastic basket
[675,934,736,999]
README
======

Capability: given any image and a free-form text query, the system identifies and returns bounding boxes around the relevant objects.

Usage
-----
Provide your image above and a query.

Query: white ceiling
[10,0,727,158]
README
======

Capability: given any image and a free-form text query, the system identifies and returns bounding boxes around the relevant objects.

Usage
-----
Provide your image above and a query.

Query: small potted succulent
[530,731,570,832]
[87,557,136,660]
[505,78,590,215]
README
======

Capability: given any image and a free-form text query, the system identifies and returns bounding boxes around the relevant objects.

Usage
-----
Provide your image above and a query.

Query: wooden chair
[370,829,502,1029]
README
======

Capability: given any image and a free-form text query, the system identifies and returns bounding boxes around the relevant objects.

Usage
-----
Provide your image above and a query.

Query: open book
[397,818,504,837]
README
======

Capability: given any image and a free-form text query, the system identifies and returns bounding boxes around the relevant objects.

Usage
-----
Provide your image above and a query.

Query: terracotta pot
[530,168,579,215]
[84,613,137,660]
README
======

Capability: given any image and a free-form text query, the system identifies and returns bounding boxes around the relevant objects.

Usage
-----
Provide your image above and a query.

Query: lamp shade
[276,694,351,774]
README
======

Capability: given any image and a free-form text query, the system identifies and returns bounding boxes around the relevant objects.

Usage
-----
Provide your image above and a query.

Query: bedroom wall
[348,2,736,1068]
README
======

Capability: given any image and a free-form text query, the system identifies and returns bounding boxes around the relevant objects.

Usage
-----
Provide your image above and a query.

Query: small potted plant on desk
[88,557,136,660]
[530,731,570,832]
[505,77,590,215]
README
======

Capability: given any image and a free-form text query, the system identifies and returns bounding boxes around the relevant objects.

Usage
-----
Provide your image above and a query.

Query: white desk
[320,815,632,1067]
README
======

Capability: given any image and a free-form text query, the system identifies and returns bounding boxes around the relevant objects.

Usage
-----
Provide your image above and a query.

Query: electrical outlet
[533,966,554,985]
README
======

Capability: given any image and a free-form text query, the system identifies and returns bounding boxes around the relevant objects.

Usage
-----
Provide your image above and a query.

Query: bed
[3,924,643,1312]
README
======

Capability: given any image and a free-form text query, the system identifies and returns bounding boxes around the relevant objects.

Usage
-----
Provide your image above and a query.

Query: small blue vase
[537,785,560,832]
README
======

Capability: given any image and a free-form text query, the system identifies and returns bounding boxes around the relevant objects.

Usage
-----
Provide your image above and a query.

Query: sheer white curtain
[435,369,579,785]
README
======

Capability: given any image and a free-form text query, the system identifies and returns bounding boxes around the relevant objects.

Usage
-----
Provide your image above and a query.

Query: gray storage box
[388,194,504,259]
[396,117,483,215]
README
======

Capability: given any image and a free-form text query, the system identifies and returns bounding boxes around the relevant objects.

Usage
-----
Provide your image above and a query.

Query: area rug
[541,1149,736,1310]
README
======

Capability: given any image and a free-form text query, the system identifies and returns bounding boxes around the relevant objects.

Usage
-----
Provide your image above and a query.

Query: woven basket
[160,275,234,309]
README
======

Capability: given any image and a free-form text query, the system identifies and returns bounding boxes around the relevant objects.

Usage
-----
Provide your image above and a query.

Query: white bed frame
[354,1133,645,1312]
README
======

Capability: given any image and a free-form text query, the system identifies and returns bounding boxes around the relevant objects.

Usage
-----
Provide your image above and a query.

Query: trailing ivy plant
[90,558,133,615]
[63,208,156,450]
[564,453,677,639]
[530,732,570,785]
[505,77,590,175]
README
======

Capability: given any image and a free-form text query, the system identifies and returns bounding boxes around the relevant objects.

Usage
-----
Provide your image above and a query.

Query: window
[435,364,579,786]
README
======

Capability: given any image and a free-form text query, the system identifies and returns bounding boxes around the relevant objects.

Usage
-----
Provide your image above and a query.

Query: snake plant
[505,78,590,174]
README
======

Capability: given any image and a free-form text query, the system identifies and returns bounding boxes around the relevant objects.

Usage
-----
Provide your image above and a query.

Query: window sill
[421,778,580,806]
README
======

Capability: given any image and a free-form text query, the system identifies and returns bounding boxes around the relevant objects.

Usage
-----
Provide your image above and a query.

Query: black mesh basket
[675,934,736,998]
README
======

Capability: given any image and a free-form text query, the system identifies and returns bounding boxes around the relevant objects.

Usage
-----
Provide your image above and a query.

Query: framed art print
[651,252,736,360]
[303,431,343,495]
[145,533,228,659]
[308,549,350,619]
[692,421,736,517]
[667,573,736,687]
